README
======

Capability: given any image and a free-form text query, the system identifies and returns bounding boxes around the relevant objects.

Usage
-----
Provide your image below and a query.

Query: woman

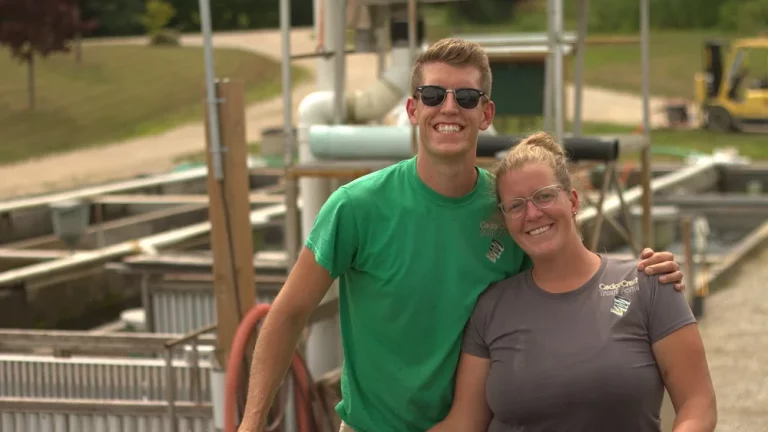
[430,132,717,432]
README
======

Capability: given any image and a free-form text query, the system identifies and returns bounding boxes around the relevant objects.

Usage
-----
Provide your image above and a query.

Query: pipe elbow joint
[297,91,337,127]
[348,78,406,123]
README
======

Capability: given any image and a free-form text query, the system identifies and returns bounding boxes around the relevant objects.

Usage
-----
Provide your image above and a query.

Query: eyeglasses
[415,85,486,109]
[498,185,563,219]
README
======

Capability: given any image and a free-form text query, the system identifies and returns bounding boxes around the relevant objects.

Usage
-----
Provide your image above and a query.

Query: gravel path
[0,28,673,199]
[697,246,768,432]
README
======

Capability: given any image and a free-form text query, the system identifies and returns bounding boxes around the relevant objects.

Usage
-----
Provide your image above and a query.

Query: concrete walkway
[698,245,768,431]
[0,28,672,199]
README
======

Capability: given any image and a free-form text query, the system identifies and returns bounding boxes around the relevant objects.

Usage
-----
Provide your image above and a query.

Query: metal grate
[151,288,275,334]
[0,410,213,432]
[0,354,211,402]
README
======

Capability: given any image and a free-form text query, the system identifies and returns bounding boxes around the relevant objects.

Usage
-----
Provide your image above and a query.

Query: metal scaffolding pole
[640,0,654,247]
[545,0,564,142]
[572,0,589,136]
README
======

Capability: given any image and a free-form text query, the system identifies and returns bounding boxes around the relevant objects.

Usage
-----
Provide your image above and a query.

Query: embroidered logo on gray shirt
[610,295,632,316]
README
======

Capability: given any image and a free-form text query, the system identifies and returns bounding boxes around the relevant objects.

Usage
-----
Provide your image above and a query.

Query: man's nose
[440,92,459,113]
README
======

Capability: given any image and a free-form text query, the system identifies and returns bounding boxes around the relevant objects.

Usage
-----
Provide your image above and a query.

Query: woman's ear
[569,188,580,215]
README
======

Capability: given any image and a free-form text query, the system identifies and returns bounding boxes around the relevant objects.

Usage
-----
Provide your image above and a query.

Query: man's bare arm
[238,247,334,431]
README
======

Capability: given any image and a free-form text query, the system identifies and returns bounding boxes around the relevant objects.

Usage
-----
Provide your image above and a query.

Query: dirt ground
[0,28,674,199]
[697,246,768,432]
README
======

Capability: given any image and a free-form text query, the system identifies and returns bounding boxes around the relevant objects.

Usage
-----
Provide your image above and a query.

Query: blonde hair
[410,38,492,96]
[493,131,573,204]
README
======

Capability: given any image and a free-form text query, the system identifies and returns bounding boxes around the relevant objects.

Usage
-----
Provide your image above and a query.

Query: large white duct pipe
[298,44,417,242]
[300,0,345,408]
[299,11,420,385]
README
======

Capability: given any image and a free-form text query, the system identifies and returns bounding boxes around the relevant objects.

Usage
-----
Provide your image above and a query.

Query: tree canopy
[0,0,95,62]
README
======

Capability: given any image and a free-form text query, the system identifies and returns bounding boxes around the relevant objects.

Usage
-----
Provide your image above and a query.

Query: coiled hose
[225,303,335,432]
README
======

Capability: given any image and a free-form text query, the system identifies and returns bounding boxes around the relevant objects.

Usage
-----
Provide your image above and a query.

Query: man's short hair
[410,37,492,97]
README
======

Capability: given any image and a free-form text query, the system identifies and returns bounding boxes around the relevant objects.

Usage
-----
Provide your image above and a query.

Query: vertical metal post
[140,273,155,333]
[680,216,695,308]
[588,161,615,251]
[95,203,105,248]
[165,348,178,432]
[409,0,418,154]
[280,0,299,429]
[543,0,554,133]
[281,0,299,269]
[334,0,348,124]
[305,0,344,404]
[198,0,223,180]
[190,339,203,403]
[552,0,564,143]
[572,0,589,136]
[640,0,654,248]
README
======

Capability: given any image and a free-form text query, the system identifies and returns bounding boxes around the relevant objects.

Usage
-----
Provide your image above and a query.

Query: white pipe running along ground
[297,44,418,243]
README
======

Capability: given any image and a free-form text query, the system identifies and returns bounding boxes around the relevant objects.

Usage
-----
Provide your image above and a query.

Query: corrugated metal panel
[0,411,213,432]
[151,288,275,334]
[0,355,211,402]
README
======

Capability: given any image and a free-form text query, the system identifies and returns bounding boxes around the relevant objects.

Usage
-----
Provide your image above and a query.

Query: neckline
[406,156,488,207]
[524,254,607,300]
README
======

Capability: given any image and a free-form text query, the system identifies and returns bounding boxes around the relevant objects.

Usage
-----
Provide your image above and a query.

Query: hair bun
[519,132,565,159]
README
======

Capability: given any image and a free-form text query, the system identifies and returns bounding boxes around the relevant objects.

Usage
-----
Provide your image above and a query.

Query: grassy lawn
[0,44,310,165]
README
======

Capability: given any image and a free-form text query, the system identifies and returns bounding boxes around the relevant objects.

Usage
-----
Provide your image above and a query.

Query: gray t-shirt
[462,255,696,432]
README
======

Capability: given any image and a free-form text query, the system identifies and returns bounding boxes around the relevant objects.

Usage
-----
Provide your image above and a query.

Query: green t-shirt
[306,156,528,432]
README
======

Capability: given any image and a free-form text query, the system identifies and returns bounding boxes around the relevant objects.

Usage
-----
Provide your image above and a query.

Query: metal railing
[0,397,213,432]
[0,325,219,432]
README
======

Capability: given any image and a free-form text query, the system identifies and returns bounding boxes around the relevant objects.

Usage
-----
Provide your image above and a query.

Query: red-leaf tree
[0,0,96,110]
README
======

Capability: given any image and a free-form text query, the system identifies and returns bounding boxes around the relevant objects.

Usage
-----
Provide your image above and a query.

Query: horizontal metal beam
[577,159,720,225]
[0,248,67,261]
[91,192,284,206]
[0,167,208,214]
[0,202,296,287]
[122,250,289,272]
[654,193,768,208]
[0,397,212,416]
[0,164,283,215]
[145,274,286,295]
[2,202,209,250]
[0,295,338,355]
[0,329,215,355]
[703,220,768,294]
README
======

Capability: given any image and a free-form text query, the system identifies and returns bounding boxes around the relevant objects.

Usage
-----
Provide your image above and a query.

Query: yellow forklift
[694,38,768,133]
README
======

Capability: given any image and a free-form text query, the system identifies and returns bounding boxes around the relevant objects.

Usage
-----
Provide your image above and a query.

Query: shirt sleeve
[642,273,697,344]
[461,287,494,359]
[305,186,359,279]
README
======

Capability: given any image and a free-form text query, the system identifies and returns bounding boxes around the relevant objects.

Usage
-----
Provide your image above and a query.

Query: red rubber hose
[225,303,314,432]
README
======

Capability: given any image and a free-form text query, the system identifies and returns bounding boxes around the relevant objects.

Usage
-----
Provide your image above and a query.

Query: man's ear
[479,100,495,131]
[406,97,419,125]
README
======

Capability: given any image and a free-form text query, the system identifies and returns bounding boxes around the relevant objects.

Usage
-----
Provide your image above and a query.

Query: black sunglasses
[415,85,486,109]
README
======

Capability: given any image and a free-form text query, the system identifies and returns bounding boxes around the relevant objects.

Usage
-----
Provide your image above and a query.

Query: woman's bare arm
[427,353,493,432]
[653,323,717,432]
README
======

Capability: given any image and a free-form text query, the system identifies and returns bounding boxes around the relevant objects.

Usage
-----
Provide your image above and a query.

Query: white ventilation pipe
[298,4,420,393]
[297,44,417,243]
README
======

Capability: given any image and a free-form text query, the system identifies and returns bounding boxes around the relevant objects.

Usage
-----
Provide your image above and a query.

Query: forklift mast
[705,40,725,98]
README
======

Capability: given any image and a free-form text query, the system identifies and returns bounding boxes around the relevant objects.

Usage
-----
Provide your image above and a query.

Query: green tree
[139,0,178,45]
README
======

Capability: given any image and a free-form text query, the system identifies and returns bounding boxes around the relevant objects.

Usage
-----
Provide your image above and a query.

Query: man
[238,38,684,432]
